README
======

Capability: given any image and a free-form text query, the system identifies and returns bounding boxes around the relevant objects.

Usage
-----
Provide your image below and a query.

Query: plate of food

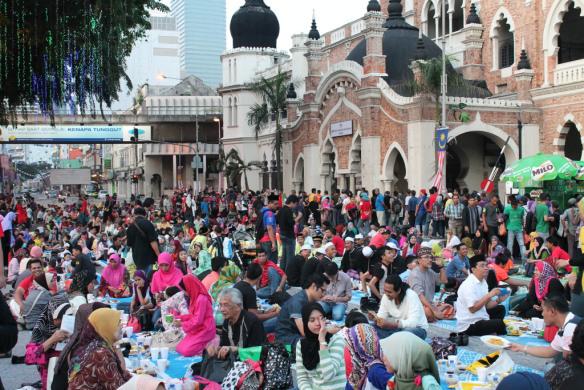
[480,335,510,349]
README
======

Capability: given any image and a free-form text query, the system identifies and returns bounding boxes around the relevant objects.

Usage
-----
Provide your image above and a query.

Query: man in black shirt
[286,244,311,287]
[368,243,406,301]
[278,195,298,273]
[300,243,334,286]
[234,263,279,332]
[126,207,159,273]
[208,288,266,359]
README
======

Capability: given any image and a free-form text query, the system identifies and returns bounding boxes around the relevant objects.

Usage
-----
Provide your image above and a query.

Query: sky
[224,0,367,51]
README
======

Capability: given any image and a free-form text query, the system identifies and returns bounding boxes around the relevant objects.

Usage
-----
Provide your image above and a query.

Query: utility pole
[440,0,448,192]
[195,114,199,195]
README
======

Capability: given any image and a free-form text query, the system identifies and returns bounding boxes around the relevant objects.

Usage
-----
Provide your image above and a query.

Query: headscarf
[344,324,383,390]
[31,292,70,344]
[210,263,241,300]
[533,261,558,301]
[132,270,149,298]
[69,254,96,294]
[55,302,110,373]
[101,253,126,289]
[380,331,440,390]
[498,372,550,390]
[182,274,212,312]
[300,303,331,371]
[150,252,183,294]
[87,308,121,346]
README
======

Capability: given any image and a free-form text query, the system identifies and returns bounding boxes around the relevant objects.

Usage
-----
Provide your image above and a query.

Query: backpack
[209,237,224,258]
[260,343,293,390]
[430,337,457,360]
[392,198,402,215]
[525,211,537,234]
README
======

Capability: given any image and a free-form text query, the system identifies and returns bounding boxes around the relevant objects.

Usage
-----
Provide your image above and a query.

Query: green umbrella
[500,153,579,184]
[574,160,584,180]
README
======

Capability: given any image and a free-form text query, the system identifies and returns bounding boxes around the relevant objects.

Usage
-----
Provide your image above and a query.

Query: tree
[222,149,263,191]
[14,161,52,179]
[247,71,289,190]
[0,0,168,125]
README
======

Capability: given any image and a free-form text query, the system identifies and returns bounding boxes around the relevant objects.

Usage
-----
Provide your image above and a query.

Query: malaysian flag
[432,127,448,192]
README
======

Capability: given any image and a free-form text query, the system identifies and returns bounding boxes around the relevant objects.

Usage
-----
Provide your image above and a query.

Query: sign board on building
[0,125,152,143]
[330,120,353,138]
[50,168,91,185]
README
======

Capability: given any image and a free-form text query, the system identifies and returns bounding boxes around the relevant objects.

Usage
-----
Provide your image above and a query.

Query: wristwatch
[319,341,328,346]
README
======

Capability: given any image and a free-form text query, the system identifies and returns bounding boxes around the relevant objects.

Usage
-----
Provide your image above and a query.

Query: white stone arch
[318,85,362,142]
[489,7,516,38]
[553,113,584,154]
[348,128,363,173]
[544,0,584,55]
[315,71,361,106]
[293,153,305,182]
[421,0,437,23]
[382,142,409,181]
[227,97,232,127]
[448,114,519,165]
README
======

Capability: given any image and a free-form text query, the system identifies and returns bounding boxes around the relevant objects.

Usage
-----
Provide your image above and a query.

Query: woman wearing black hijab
[295,303,346,389]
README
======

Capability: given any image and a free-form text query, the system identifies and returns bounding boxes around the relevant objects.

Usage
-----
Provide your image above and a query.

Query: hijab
[31,292,70,344]
[88,308,121,346]
[182,274,212,312]
[533,261,558,301]
[380,331,440,390]
[55,302,110,373]
[101,253,126,289]
[210,263,241,300]
[150,252,183,294]
[300,303,331,371]
[344,324,383,390]
[498,372,550,390]
[133,270,149,297]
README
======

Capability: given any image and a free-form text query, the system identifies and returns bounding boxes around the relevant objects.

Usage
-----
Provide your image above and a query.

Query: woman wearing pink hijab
[98,253,130,298]
[175,274,215,357]
[150,252,183,295]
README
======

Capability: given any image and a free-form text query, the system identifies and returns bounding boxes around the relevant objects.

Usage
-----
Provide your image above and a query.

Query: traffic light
[130,127,139,142]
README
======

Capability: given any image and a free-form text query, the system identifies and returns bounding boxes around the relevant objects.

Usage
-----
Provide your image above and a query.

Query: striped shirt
[295,332,347,390]
[445,203,465,220]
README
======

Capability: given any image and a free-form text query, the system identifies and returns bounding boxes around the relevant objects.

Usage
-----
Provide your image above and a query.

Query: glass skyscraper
[171,0,226,88]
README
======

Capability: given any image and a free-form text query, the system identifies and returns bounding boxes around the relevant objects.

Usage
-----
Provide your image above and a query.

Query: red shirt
[549,247,572,272]
[370,232,387,249]
[331,235,345,256]
[359,201,372,220]
[252,259,285,288]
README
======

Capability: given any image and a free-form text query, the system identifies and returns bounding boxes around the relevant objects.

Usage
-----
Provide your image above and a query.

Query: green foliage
[246,71,289,190]
[221,149,263,191]
[15,161,52,179]
[0,0,168,124]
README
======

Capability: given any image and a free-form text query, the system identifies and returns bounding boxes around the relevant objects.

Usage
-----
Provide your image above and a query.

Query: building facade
[220,0,584,195]
[171,0,226,87]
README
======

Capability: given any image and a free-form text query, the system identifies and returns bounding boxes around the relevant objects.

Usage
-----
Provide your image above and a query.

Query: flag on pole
[432,127,448,192]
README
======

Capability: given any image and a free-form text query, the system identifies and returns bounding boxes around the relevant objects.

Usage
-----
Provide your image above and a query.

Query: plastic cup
[165,314,174,324]
[151,347,160,360]
[136,335,145,345]
[157,358,168,372]
[477,367,488,383]
[448,355,458,370]
[160,347,169,359]
[124,327,133,338]
[144,336,152,346]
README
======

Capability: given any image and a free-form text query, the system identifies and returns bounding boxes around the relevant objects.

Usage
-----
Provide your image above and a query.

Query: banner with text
[0,125,152,143]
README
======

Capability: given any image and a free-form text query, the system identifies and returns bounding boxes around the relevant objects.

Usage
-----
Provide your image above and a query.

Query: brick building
[221,0,584,194]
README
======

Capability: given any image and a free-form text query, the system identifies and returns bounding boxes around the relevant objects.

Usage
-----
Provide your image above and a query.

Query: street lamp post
[213,117,222,192]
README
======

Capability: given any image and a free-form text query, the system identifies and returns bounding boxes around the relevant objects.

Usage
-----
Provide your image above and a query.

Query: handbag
[430,337,457,360]
[127,315,142,333]
[498,223,507,237]
[200,350,237,384]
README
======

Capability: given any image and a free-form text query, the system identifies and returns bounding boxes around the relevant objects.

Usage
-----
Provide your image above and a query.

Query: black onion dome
[308,17,320,40]
[367,0,382,12]
[346,0,489,97]
[230,0,279,49]
[466,3,481,24]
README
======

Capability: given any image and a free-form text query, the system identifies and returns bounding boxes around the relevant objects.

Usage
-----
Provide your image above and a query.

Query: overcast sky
[224,0,367,50]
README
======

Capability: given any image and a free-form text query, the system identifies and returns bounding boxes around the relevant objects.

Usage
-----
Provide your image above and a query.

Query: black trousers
[464,305,507,336]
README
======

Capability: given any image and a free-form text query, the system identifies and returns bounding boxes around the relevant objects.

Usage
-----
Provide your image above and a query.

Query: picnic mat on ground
[439,348,543,390]
[162,351,202,379]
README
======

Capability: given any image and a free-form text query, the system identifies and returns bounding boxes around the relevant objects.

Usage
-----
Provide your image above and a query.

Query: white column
[435,16,440,39]
[172,155,177,189]
[202,155,207,191]
[349,174,356,193]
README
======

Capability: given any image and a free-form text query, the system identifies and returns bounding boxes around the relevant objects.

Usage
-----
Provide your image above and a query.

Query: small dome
[230,0,280,49]
[367,0,382,12]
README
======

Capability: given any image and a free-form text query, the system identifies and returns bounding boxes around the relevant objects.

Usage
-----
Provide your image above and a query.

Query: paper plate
[480,335,510,349]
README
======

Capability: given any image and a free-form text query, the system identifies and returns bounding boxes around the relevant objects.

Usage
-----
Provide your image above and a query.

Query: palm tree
[222,149,263,191]
[247,71,289,190]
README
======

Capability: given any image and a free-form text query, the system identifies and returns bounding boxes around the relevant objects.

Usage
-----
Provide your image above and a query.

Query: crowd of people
[0,186,583,390]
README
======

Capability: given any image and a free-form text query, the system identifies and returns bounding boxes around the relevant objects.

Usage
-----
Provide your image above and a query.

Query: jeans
[507,230,527,259]
[433,219,445,238]
[257,267,282,299]
[374,325,427,340]
[280,236,295,273]
[449,220,464,239]
[319,302,347,322]
[152,308,162,330]
[263,316,278,333]
[261,241,278,262]
[376,211,386,227]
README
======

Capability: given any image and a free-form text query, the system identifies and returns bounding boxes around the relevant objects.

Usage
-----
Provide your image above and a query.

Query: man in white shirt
[455,255,509,335]
[509,295,581,358]
[368,274,428,340]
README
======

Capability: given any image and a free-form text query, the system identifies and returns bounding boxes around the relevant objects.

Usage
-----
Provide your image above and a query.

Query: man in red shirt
[253,249,287,299]
[13,258,46,315]
[546,237,571,273]
[369,228,390,249]
[324,226,344,256]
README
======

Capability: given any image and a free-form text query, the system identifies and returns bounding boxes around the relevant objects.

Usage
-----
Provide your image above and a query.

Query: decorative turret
[286,83,297,99]
[367,0,382,12]
[414,29,427,60]
[230,0,280,49]
[466,3,481,25]
[517,49,531,70]
[308,13,320,40]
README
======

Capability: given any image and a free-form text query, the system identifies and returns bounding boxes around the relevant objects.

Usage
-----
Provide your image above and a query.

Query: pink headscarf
[533,261,558,301]
[101,253,126,289]
[151,252,183,294]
